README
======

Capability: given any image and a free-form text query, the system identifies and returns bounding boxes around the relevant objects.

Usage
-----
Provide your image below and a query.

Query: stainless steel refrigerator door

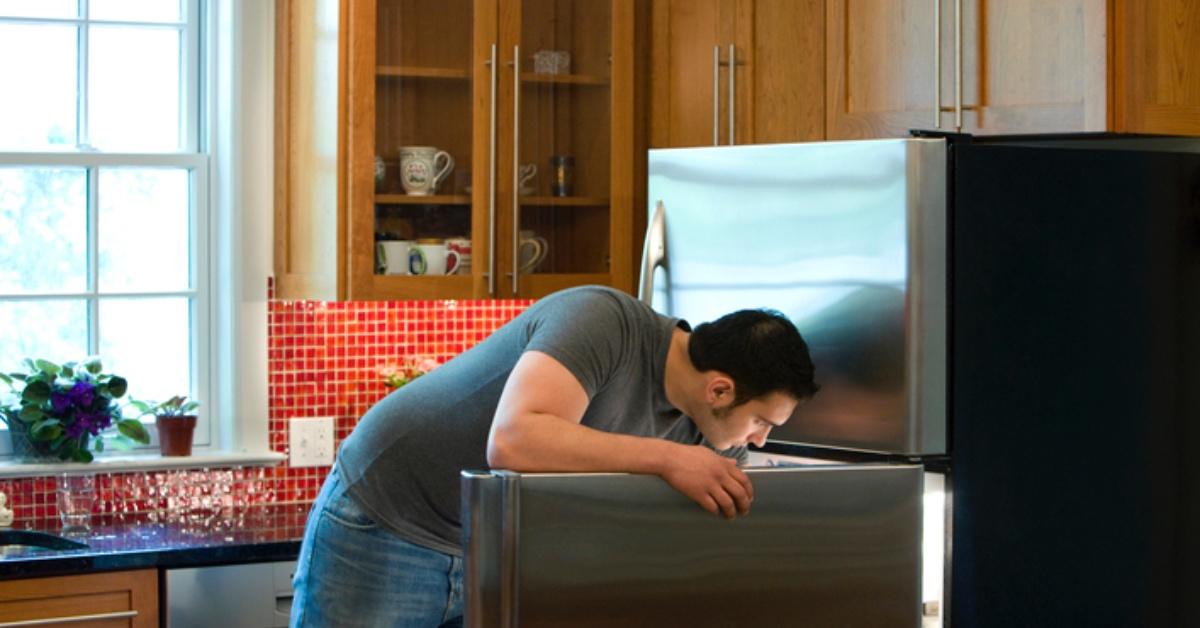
[463,465,923,627]
[643,139,947,455]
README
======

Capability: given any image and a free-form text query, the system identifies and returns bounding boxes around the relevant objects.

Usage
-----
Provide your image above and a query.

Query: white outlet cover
[289,417,335,467]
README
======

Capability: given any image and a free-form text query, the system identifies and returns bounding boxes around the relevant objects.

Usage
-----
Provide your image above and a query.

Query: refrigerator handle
[728,44,736,145]
[932,0,941,129]
[638,200,667,305]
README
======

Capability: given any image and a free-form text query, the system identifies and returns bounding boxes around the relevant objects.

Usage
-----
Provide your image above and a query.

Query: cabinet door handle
[954,0,963,130]
[638,201,668,305]
[728,43,736,145]
[932,0,941,128]
[712,45,720,146]
[512,44,521,296]
[0,610,138,626]
[488,43,498,296]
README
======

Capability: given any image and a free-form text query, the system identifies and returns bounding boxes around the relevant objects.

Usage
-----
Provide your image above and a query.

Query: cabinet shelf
[376,194,471,205]
[378,65,471,80]
[520,72,610,86]
[519,196,609,207]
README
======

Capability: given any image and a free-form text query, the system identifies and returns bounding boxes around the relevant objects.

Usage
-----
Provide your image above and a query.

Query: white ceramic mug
[518,164,537,196]
[399,147,455,196]
[376,240,414,275]
[446,237,472,275]
[408,239,460,276]
[518,230,548,273]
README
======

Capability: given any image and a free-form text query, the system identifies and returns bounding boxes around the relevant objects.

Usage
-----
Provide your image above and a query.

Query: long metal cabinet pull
[638,200,667,305]
[488,43,497,296]
[712,46,720,145]
[954,0,962,130]
[511,45,521,295]
[932,0,941,128]
[0,610,138,626]
[728,44,735,144]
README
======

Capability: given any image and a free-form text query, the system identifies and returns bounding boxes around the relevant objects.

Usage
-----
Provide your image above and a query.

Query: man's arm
[487,351,754,519]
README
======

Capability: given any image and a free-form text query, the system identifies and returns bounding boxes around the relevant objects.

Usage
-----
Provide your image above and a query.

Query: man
[290,285,817,627]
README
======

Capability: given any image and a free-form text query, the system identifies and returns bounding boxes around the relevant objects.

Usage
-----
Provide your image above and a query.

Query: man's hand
[658,445,754,519]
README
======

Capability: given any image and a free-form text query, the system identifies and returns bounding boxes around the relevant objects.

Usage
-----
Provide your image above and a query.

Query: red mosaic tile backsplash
[0,280,532,530]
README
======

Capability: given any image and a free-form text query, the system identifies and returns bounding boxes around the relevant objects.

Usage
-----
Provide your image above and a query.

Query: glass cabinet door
[505,0,618,297]
[370,0,475,294]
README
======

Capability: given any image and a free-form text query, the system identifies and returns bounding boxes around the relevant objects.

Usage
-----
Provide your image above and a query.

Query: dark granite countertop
[0,504,309,580]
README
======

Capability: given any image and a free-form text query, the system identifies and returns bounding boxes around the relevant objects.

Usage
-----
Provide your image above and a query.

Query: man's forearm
[486,411,677,476]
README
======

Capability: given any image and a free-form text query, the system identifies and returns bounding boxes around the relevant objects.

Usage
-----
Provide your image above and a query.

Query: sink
[0,530,89,552]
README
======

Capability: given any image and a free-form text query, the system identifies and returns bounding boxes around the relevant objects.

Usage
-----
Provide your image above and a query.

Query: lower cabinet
[0,568,158,627]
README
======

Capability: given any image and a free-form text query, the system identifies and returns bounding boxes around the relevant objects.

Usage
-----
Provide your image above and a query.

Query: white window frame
[0,0,278,469]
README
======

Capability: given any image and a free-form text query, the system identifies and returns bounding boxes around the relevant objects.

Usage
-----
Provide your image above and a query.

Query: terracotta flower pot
[156,415,197,456]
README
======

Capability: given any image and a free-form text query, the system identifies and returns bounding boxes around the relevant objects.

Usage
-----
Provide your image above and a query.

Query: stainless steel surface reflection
[463,466,923,627]
[644,139,947,455]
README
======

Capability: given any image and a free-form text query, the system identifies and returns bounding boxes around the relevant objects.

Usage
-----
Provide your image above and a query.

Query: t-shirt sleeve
[522,289,630,399]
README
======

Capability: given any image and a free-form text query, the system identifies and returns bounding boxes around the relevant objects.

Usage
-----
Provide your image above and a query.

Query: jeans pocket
[320,490,379,531]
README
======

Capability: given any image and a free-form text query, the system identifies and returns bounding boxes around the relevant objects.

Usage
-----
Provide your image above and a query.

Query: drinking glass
[57,473,96,534]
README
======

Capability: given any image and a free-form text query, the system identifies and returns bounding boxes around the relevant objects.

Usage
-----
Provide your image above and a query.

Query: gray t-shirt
[336,285,739,556]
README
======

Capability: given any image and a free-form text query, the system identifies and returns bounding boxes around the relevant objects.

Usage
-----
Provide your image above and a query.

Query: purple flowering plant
[0,358,151,462]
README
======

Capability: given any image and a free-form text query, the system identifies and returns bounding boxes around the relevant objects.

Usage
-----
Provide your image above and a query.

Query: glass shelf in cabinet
[518,196,609,207]
[377,65,471,80]
[376,194,471,205]
[519,72,609,86]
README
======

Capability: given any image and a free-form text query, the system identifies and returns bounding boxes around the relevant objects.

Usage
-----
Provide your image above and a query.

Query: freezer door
[463,465,923,627]
[644,139,947,456]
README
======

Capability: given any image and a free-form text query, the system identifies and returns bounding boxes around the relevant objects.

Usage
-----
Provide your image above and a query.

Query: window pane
[0,300,87,373]
[0,24,78,150]
[0,167,87,294]
[0,0,78,19]
[99,168,190,292]
[89,26,181,152]
[90,0,181,23]
[99,297,191,405]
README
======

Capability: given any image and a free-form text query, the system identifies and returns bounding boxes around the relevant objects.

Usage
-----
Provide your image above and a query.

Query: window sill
[0,450,286,478]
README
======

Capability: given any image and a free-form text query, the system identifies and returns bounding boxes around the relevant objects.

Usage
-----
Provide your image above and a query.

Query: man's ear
[705,372,736,407]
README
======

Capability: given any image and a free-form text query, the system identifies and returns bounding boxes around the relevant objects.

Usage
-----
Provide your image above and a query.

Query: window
[0,0,211,452]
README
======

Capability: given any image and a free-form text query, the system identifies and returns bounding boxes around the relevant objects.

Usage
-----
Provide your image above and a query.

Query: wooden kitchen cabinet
[0,569,158,627]
[341,0,643,300]
[1114,0,1200,135]
[648,0,824,148]
[826,0,1108,139]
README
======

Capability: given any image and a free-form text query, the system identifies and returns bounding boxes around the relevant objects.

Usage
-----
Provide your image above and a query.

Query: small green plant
[0,358,151,462]
[129,395,200,418]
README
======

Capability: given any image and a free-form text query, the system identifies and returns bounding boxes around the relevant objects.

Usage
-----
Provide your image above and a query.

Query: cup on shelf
[57,473,96,535]
[446,237,472,275]
[409,238,460,276]
[518,163,537,196]
[399,146,455,195]
[376,240,415,275]
[533,49,571,75]
[518,230,548,273]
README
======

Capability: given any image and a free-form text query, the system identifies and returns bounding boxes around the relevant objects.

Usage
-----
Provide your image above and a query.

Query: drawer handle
[0,610,138,627]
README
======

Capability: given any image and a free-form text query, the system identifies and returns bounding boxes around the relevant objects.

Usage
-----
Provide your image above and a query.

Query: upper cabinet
[648,0,824,148]
[337,0,641,301]
[1114,0,1200,135]
[826,0,1108,139]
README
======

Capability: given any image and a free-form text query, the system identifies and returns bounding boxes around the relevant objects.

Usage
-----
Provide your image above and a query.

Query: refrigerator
[463,134,1200,627]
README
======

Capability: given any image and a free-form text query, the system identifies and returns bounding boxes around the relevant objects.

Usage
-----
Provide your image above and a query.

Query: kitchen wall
[0,280,532,529]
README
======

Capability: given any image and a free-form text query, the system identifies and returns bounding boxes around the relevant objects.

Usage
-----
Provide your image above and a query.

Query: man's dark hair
[687,309,818,407]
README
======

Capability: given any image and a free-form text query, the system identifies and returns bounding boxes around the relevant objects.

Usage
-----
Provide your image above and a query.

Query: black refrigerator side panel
[950,144,1200,628]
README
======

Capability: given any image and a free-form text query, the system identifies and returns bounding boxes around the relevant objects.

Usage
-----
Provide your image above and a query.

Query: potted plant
[0,358,151,462]
[130,395,199,457]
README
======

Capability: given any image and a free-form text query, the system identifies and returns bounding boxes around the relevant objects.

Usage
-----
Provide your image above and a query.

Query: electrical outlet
[289,417,335,467]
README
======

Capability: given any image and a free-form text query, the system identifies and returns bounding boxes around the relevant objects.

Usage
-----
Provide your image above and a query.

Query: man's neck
[663,327,702,416]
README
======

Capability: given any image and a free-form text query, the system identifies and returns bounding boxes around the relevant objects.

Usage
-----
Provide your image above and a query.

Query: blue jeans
[290,466,464,628]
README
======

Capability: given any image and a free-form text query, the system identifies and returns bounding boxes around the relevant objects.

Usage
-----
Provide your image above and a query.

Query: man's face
[700,390,798,450]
